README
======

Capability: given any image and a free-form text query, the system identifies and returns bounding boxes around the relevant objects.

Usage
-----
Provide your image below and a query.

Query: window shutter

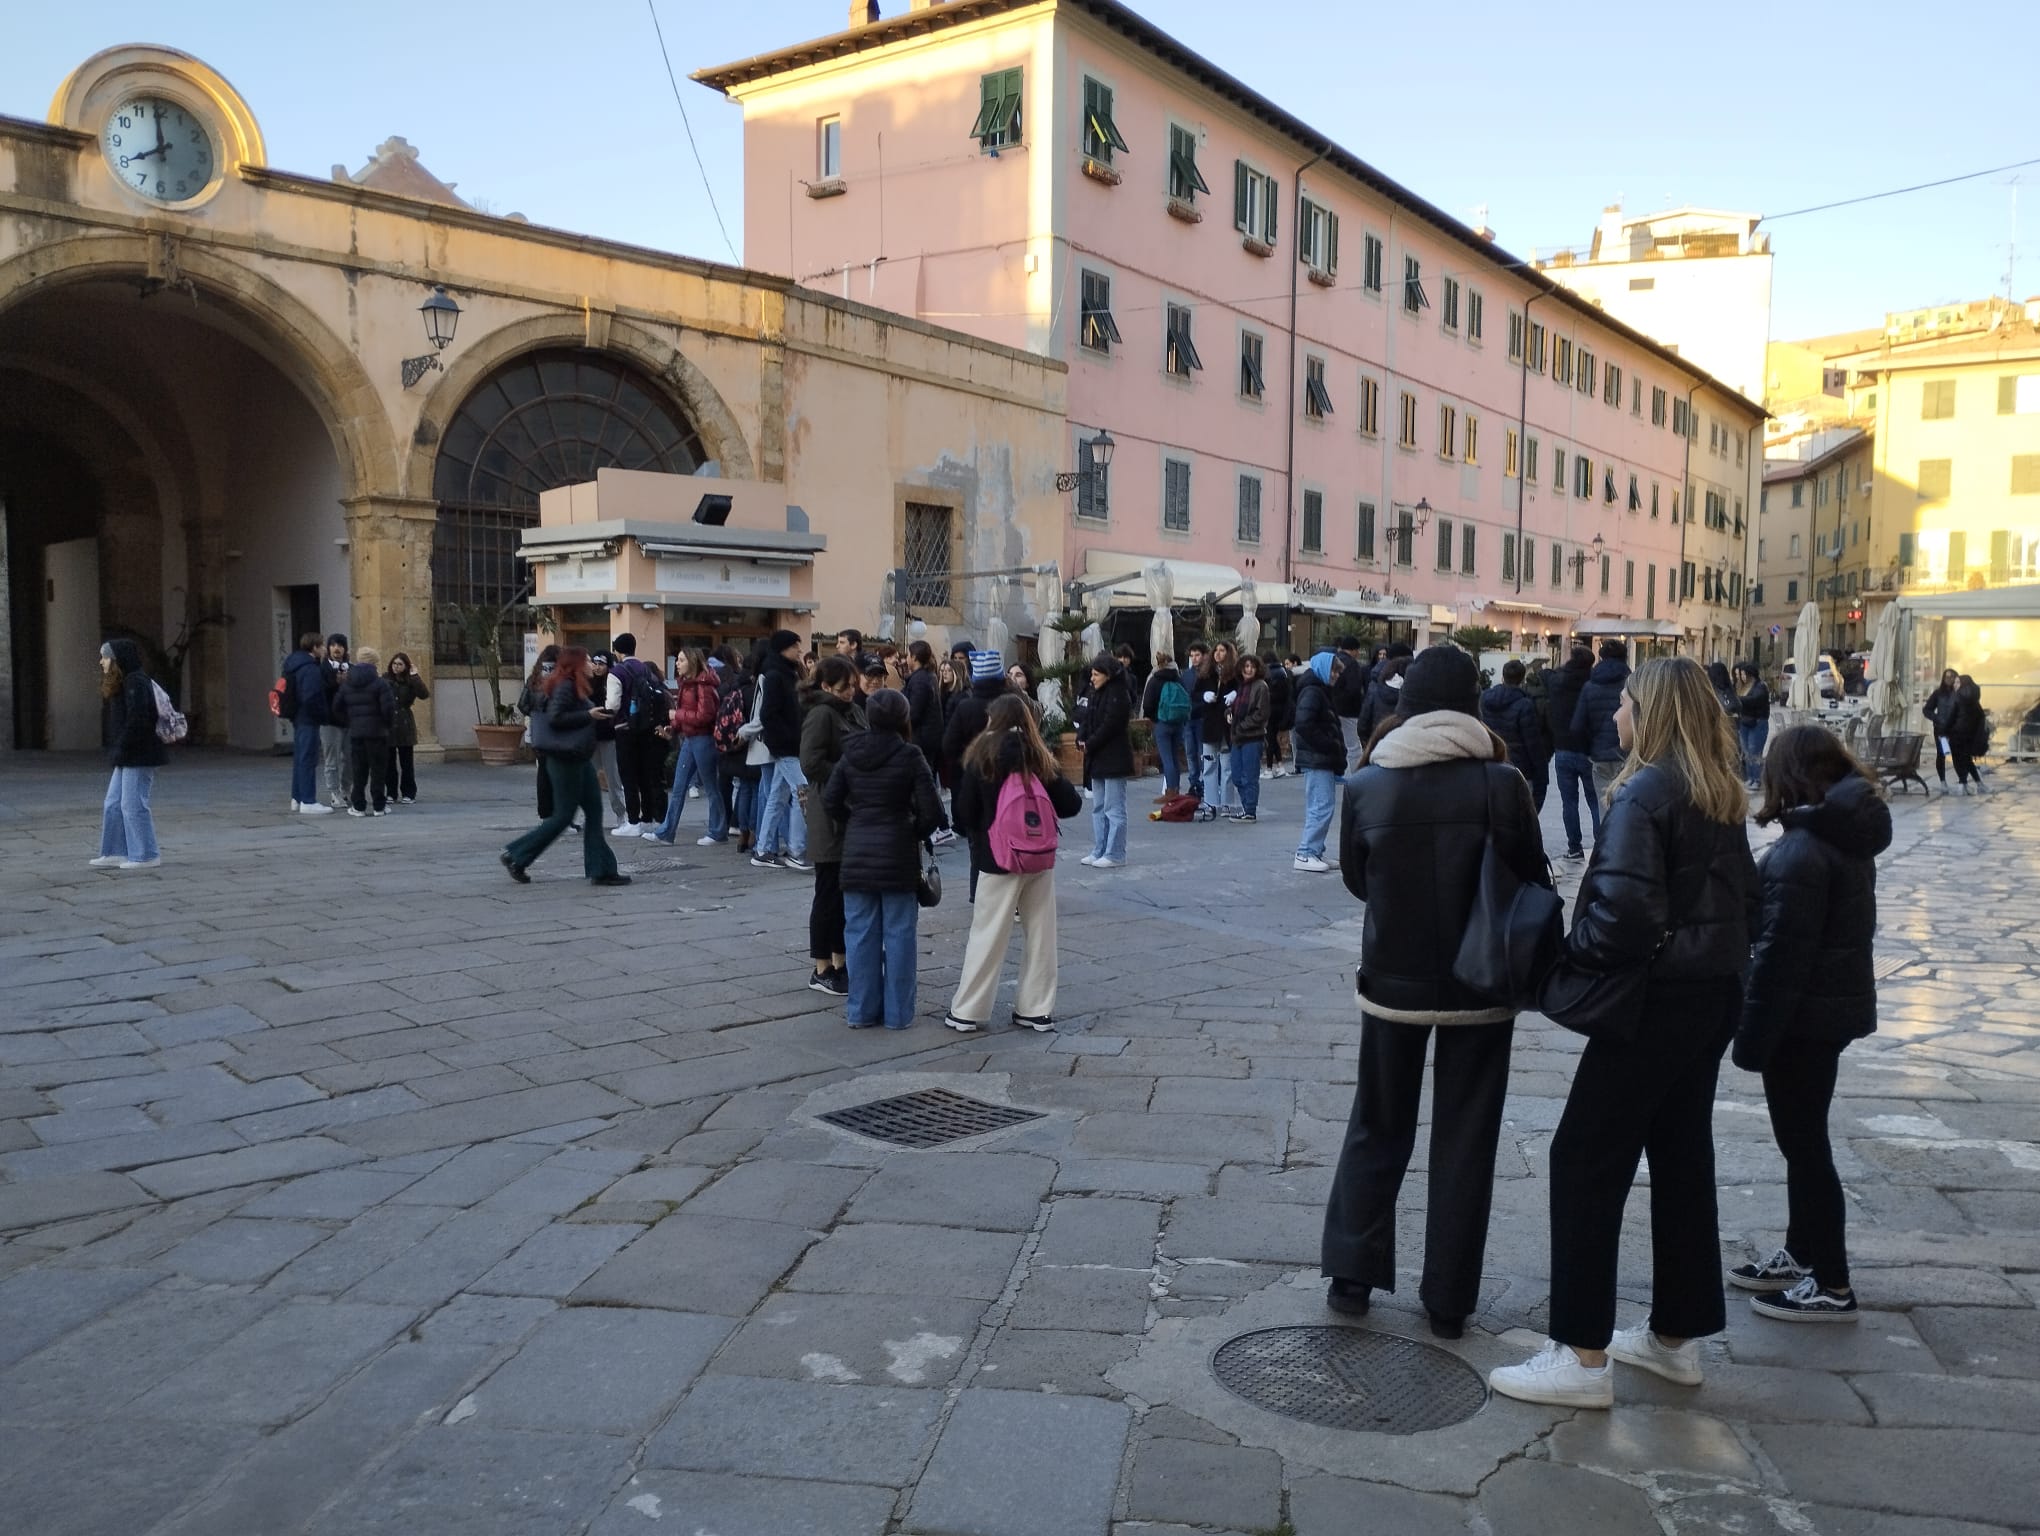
[2002,376,2020,415]
[1327,211,1340,275]
[1265,176,1277,244]
[1234,160,1248,230]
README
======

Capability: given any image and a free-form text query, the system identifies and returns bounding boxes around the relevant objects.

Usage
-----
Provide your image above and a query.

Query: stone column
[342,493,445,756]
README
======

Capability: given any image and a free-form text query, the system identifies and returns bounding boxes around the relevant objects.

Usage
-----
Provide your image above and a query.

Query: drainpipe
[1279,144,1330,649]
[1513,290,1549,600]
[1677,382,1699,655]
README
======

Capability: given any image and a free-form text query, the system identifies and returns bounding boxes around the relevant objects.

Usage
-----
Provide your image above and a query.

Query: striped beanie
[968,649,1004,682]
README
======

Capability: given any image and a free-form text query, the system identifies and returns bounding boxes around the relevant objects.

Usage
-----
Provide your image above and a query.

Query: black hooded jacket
[758,651,805,759]
[333,662,396,740]
[1735,772,1892,1070]
[1947,682,1989,755]
[942,674,1012,778]
[1545,655,1594,754]
[1080,658,1135,779]
[1330,654,1372,720]
[104,638,167,769]
[1265,663,1295,734]
[1289,670,1345,771]
[822,731,944,892]
[1572,658,1632,762]
[1479,683,1548,783]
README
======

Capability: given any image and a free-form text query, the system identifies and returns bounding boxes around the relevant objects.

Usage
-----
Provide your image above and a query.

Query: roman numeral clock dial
[103,96,216,204]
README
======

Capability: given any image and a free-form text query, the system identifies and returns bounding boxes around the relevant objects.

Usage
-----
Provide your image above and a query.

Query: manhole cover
[819,1088,1043,1148]
[1210,1326,1487,1435]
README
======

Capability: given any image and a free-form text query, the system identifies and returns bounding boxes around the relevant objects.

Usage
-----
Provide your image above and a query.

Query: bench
[1865,731,1929,795]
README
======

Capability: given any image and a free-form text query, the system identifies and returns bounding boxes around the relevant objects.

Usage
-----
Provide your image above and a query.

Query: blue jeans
[1200,740,1232,810]
[100,767,159,861]
[1738,720,1768,787]
[843,888,920,1028]
[1153,719,1190,796]
[652,736,728,841]
[756,755,808,858]
[290,721,320,805]
[1089,775,1128,861]
[1187,718,1206,796]
[1230,740,1264,814]
[1298,768,1338,860]
[1553,750,1600,853]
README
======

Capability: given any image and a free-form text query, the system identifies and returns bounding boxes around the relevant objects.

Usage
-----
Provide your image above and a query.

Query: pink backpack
[988,771,1059,873]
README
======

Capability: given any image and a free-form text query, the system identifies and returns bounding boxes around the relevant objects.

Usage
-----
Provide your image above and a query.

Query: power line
[646,0,738,265]
[1762,156,2040,224]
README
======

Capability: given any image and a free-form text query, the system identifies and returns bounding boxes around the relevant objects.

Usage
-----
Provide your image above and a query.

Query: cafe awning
[1572,617,1683,637]
[1083,550,1244,607]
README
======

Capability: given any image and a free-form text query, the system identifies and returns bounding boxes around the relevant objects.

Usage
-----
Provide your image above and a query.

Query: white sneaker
[1608,1324,1703,1385]
[116,857,162,870]
[88,855,123,868]
[688,785,702,799]
[288,799,301,813]
[929,828,958,847]
[1259,768,1274,781]
[1294,855,1330,873]
[696,835,725,847]
[1091,857,1124,869]
[613,822,642,837]
[1488,1341,1614,1408]
[298,802,334,817]
[1078,854,1099,866]
[346,808,367,818]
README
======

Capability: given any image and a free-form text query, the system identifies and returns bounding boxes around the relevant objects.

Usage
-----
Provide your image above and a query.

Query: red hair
[553,646,594,700]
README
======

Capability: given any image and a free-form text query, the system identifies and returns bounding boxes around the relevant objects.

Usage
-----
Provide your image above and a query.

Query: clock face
[103,96,216,203]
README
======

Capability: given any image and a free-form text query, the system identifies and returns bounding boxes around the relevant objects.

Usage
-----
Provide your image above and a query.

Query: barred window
[903,502,955,608]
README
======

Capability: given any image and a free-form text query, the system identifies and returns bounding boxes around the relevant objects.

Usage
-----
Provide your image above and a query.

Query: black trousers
[1321,1014,1514,1322]
[347,738,387,812]
[617,732,668,824]
[1932,737,1949,783]
[383,744,416,802]
[535,756,553,819]
[1951,749,1981,787]
[809,860,845,962]
[1762,1037,1851,1290]
[1549,983,1738,1349]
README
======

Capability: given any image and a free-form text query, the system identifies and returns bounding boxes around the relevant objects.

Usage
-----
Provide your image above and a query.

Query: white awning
[1483,599,1578,618]
[519,539,617,564]
[1082,551,1243,607]
[1573,618,1683,637]
[1268,583,1429,621]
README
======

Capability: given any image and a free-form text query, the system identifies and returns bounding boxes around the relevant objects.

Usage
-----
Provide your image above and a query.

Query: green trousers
[505,754,619,879]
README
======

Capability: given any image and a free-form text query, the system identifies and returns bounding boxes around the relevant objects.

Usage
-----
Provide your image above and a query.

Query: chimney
[849,1,879,25]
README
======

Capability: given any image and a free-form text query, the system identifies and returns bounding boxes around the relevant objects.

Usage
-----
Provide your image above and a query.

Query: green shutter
[1326,211,1340,276]
[1265,174,1276,245]
[1234,160,1249,231]
[1898,532,1915,567]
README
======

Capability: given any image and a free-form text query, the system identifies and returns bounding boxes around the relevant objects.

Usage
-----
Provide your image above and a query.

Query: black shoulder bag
[1450,767,1565,1012]
[1537,828,1688,1043]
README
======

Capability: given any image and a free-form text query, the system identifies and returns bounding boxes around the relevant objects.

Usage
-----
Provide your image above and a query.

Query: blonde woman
[1491,656,1757,1410]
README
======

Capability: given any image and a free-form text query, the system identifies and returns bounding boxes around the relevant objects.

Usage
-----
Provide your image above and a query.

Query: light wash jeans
[1297,768,1338,861]
[756,755,809,859]
[1089,775,1129,862]
[1200,741,1233,810]
[320,723,351,804]
[843,888,920,1028]
[1152,719,1190,796]
[100,767,159,862]
[1229,740,1264,814]
[651,736,728,841]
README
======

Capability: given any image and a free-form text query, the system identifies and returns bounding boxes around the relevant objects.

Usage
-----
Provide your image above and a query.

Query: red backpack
[988,771,1059,873]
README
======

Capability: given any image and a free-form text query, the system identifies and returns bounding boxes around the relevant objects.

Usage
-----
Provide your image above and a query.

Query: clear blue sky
[6,0,2033,341]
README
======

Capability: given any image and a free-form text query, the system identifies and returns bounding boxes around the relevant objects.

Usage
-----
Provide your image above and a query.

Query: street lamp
[402,285,463,389]
[1386,496,1433,563]
[1055,428,1117,493]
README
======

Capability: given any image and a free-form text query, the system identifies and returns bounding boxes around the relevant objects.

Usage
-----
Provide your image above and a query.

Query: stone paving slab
[909,1388,1131,1536]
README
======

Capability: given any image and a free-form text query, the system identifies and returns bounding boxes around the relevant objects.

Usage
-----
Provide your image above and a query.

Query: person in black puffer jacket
[1080,652,1135,865]
[382,652,430,805]
[823,690,944,1029]
[1261,649,1295,777]
[1544,645,1598,857]
[1571,640,1632,800]
[1946,674,1988,793]
[1479,659,1549,808]
[95,637,167,869]
[1330,636,1373,767]
[1290,652,1346,872]
[942,649,1014,786]
[1355,644,1412,747]
[1323,647,1549,1336]
[1730,726,1890,1322]
[902,641,948,786]
[501,647,628,886]
[332,647,396,816]
[1492,656,1757,1410]
[1921,668,1960,790]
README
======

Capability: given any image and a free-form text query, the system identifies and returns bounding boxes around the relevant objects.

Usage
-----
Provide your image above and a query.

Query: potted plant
[445,595,530,765]
[1128,718,1155,778]
[1038,612,1094,777]
[1040,709,1084,778]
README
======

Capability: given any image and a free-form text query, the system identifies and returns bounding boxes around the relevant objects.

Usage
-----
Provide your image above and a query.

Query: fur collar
[1367,711,1496,769]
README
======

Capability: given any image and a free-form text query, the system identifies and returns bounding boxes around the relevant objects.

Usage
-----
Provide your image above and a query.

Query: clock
[102,95,216,204]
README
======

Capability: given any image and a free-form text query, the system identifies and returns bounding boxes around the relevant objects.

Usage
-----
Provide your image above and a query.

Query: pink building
[698,0,1762,655]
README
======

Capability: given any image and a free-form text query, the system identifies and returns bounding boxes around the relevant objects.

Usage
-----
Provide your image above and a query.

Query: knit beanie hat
[1398,645,1482,719]
[769,629,804,654]
[968,649,1004,682]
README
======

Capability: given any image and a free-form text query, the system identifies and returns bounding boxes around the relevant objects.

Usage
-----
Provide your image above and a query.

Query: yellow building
[1754,432,1876,661]
[0,45,1068,754]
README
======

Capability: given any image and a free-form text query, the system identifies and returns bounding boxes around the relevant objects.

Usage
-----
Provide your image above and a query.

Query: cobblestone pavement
[2,750,2038,1536]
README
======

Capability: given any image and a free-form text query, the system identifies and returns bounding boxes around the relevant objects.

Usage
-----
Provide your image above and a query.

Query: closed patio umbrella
[1144,561,1175,666]
[1788,602,1822,710]
[1235,576,1261,658]
[1036,570,1067,722]
[1867,602,1908,734]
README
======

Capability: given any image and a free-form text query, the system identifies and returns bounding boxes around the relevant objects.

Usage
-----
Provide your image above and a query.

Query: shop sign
[542,558,617,595]
[655,557,792,599]
[1293,576,1337,600]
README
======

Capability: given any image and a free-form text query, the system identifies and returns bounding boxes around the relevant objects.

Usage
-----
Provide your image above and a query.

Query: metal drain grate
[1210,1326,1487,1435]
[819,1088,1044,1148]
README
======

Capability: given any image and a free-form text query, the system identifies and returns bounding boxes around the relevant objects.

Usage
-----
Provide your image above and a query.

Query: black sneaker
[1750,1275,1859,1323]
[1237,812,1257,823]
[1010,1013,1054,1033]
[807,969,836,994]
[1562,846,1585,861]
[824,967,848,996]
[782,855,814,872]
[590,873,633,887]
[1728,1246,1809,1291]
[1325,1279,1370,1316]
[499,853,530,885]
[750,852,783,869]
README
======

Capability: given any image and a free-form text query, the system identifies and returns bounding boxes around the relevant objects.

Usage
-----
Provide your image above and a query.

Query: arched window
[431,349,705,663]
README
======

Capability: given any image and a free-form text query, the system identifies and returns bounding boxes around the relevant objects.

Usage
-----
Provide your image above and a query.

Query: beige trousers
[949,868,1059,1023]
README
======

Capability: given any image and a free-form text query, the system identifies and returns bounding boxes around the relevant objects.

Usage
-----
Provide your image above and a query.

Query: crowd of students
[275,632,431,817]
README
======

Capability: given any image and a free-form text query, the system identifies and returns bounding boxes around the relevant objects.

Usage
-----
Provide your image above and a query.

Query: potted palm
[445,597,530,765]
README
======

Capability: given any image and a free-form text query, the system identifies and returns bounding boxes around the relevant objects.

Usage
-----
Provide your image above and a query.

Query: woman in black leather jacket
[1729,726,1890,1323]
[1321,647,1549,1338]
[1491,656,1757,1410]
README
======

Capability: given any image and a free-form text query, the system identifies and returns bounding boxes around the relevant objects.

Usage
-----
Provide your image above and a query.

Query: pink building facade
[700,0,1761,656]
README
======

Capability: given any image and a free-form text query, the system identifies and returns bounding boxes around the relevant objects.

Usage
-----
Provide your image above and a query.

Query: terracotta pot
[1054,738,1085,777]
[472,722,527,766]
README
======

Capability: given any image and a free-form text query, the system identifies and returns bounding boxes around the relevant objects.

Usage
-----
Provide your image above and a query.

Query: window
[1735,434,1745,466]
[1079,270,1120,353]
[1080,78,1129,165]
[1786,579,1799,602]
[1600,554,1610,594]
[1403,254,1429,314]
[1627,472,1641,511]
[1573,454,1592,499]
[1553,448,1566,488]
[1709,420,1719,453]
[1436,517,1455,571]
[1465,413,1479,464]
[1651,386,1668,426]
[1236,473,1261,543]
[1168,123,1209,202]
[1304,355,1333,419]
[1505,426,1520,477]
[1554,337,1573,386]
[1503,532,1517,582]
[1397,390,1418,448]
[1789,533,1802,558]
[1302,488,1324,553]
[1165,303,1202,377]
[1358,374,1381,435]
[1550,541,1563,587]
[1439,403,1457,459]
[1681,561,1695,599]
[1917,459,1952,500]
[1357,500,1377,561]
[1921,379,1956,420]
[1525,436,1540,482]
[1467,290,1483,341]
[1442,276,1460,330]
[1363,233,1384,292]
[1523,536,1536,584]
[971,68,1023,149]
[1462,523,1477,575]
[1604,363,1622,407]
[1508,309,1525,360]
[2012,455,2040,494]
[1076,434,1110,521]
[903,501,955,607]
[1578,350,1596,397]
[1651,480,1660,518]
[817,116,842,180]
[1162,457,1191,532]
[1632,376,1643,415]
[1898,532,1916,568]
[1948,530,1967,581]
[2001,374,2040,414]
[1233,162,1277,243]
[1300,197,1339,274]
[1528,321,1547,373]
[1239,330,1266,399]
[1790,481,1804,508]
[1624,559,1634,598]
[1394,506,1415,567]
[1671,398,1691,436]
